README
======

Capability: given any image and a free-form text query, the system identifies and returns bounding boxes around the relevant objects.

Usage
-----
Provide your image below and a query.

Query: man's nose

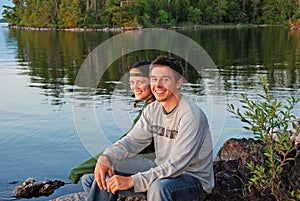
[157,78,164,87]
[152,79,162,87]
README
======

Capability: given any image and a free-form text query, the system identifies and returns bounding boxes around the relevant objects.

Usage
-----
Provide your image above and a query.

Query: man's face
[129,68,152,101]
[150,66,182,102]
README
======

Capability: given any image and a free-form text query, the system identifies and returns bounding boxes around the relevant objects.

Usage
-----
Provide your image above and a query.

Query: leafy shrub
[227,77,300,200]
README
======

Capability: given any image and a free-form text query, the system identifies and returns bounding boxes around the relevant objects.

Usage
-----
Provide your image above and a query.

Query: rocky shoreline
[14,137,300,201]
[49,192,86,201]
[47,137,300,201]
[2,24,276,32]
[49,192,147,201]
[5,25,125,32]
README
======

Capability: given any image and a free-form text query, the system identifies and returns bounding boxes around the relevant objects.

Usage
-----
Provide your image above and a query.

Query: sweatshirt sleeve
[102,110,153,165]
[131,107,211,192]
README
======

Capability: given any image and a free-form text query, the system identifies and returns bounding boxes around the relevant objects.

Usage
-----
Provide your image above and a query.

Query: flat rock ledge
[50,192,146,201]
[49,192,86,201]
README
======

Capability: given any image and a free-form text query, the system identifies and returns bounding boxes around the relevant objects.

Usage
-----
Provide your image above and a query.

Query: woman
[68,60,155,184]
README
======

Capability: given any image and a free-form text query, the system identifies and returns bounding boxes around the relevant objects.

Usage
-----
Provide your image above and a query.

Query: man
[83,55,214,201]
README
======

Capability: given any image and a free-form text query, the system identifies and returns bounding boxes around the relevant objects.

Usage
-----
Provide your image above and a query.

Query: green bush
[227,77,300,200]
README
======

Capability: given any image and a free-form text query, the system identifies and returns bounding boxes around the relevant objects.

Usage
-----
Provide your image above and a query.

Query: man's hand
[94,155,113,190]
[106,175,134,194]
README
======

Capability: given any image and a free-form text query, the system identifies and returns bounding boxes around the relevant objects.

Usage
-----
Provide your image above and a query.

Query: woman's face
[129,68,152,101]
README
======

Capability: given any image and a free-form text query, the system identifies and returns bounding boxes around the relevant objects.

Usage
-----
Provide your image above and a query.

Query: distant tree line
[2,0,300,28]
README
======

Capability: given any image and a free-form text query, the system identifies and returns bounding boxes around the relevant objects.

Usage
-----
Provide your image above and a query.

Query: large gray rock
[206,138,300,201]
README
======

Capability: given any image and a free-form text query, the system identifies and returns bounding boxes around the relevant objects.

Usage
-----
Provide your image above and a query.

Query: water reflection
[7,29,118,104]
[180,27,300,92]
[6,27,300,106]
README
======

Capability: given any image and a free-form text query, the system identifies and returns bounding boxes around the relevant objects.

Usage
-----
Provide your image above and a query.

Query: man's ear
[176,78,183,89]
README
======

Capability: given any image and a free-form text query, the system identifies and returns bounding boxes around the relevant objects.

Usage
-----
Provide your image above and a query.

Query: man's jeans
[82,158,207,201]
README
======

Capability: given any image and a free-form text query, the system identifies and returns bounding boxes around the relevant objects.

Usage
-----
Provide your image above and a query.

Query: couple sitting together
[68,55,214,201]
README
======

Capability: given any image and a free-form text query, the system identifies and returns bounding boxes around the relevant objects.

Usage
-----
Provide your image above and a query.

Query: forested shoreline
[2,0,300,29]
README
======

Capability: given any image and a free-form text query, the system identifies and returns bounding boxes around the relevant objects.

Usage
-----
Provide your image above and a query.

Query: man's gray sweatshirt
[103,95,214,193]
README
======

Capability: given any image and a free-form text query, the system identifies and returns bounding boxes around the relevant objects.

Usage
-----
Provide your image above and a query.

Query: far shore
[2,23,288,32]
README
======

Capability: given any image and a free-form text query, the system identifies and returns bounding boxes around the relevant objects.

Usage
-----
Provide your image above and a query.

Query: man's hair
[130,60,151,78]
[150,55,183,80]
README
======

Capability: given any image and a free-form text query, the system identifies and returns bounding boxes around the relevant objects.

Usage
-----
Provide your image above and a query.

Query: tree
[102,0,120,26]
[225,1,242,23]
[187,6,202,24]
[217,0,228,23]
[250,0,261,23]
[58,0,84,28]
[3,0,300,28]
[205,5,218,24]
[157,9,168,25]
[83,0,103,25]
[12,0,25,25]
[2,5,18,24]
[259,0,285,24]
[170,0,190,24]
[25,0,55,27]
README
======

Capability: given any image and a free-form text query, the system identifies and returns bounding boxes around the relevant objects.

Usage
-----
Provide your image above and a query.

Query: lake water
[0,24,300,200]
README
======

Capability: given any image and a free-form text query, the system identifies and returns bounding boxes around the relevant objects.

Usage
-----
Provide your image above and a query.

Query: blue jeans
[82,158,207,201]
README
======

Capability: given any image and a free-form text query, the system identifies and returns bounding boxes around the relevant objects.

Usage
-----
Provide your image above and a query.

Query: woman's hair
[130,60,151,78]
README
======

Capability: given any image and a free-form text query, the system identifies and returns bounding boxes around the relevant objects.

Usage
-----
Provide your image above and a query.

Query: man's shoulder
[180,95,199,109]
[179,95,207,117]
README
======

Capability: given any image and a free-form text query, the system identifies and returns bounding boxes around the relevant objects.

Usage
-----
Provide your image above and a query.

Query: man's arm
[94,155,113,190]
[95,109,153,191]
[103,110,154,164]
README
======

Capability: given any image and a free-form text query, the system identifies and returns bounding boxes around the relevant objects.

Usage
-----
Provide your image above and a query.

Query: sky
[0,0,13,18]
